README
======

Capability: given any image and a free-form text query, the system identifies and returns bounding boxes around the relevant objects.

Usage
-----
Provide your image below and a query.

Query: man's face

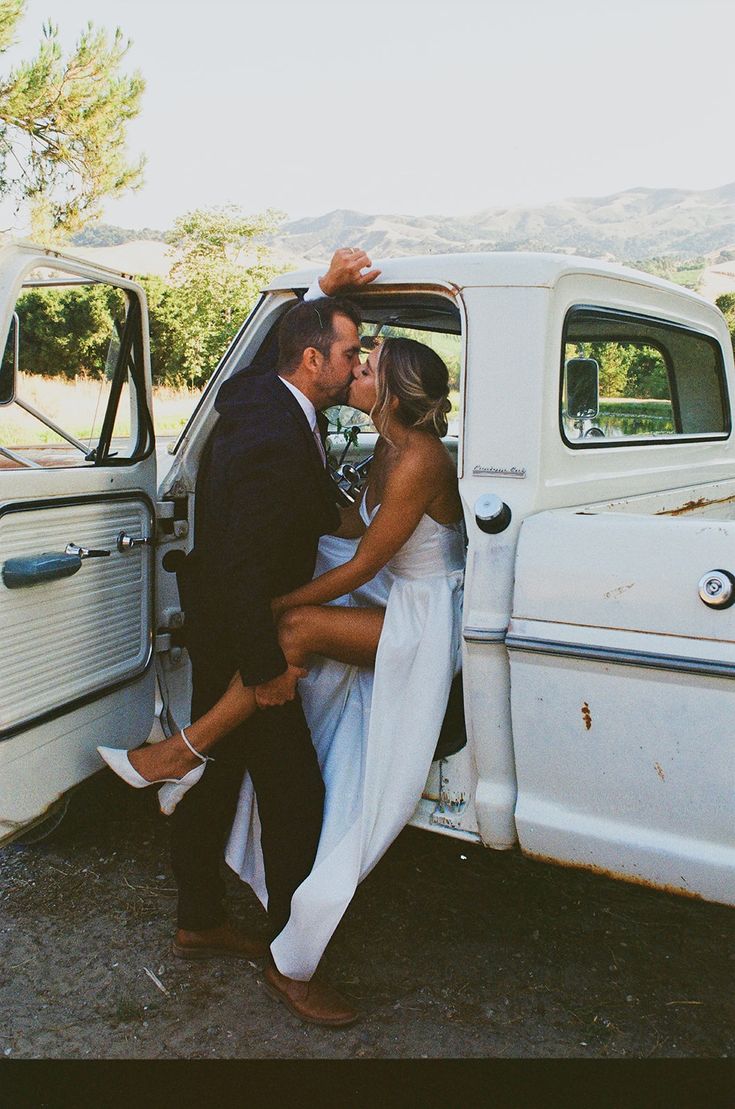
[320,314,362,406]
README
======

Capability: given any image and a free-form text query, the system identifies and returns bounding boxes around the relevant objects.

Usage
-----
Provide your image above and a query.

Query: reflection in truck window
[560,305,729,446]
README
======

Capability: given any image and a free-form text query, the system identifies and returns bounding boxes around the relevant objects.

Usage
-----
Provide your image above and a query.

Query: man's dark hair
[278,296,361,373]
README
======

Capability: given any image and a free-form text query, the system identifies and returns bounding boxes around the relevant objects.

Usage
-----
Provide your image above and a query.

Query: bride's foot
[97,730,213,814]
[127,734,201,783]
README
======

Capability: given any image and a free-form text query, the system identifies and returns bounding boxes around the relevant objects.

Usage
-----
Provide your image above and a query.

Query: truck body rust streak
[581,702,592,730]
[525,851,706,902]
[659,493,735,516]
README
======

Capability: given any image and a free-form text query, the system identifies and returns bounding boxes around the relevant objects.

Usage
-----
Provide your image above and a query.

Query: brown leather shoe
[172,921,268,961]
[263,959,358,1027]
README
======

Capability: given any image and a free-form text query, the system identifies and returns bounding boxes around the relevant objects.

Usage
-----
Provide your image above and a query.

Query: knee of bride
[277,607,310,656]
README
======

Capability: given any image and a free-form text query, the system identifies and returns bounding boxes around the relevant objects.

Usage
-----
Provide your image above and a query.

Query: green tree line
[569,342,670,399]
[14,206,285,388]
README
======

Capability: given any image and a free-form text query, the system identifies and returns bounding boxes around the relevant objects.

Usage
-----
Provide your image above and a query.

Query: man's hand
[254,664,307,709]
[318,248,381,297]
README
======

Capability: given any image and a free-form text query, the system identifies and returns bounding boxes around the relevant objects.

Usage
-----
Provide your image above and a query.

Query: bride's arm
[273,451,433,612]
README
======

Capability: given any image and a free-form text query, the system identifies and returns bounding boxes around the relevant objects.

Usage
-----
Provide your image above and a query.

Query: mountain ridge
[70,183,735,272]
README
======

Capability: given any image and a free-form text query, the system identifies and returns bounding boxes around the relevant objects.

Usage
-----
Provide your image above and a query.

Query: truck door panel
[0,248,157,843]
[0,494,153,736]
[507,509,735,906]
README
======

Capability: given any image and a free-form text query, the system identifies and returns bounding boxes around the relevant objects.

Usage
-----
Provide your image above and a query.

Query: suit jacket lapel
[268,376,335,493]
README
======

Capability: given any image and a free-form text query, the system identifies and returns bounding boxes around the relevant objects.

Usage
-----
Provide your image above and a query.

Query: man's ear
[302,346,323,373]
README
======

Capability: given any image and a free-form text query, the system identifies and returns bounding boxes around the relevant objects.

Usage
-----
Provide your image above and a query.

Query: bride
[100,333,465,1011]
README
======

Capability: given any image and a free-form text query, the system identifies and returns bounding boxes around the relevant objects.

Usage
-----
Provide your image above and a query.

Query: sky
[3,0,734,230]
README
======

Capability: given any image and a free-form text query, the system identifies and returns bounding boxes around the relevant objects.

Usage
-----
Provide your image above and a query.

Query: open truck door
[0,245,157,843]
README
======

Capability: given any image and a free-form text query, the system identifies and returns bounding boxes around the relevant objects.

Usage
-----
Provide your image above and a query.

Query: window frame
[2,274,155,470]
[559,304,731,450]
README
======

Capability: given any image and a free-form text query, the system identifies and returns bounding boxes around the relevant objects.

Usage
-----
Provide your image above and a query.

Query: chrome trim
[463,626,507,643]
[505,634,735,679]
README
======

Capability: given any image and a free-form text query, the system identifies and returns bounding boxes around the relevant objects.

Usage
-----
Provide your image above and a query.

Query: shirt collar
[278,375,317,431]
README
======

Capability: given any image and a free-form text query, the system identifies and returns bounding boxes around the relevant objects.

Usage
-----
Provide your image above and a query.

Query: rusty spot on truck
[658,492,735,517]
[654,762,665,781]
[439,791,467,814]
[581,702,592,730]
[523,850,706,902]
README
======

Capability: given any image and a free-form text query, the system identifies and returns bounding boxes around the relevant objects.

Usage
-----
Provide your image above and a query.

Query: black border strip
[0,491,156,742]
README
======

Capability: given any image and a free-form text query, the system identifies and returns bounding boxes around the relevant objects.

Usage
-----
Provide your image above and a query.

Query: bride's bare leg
[127,676,258,781]
[127,604,385,782]
[277,605,385,668]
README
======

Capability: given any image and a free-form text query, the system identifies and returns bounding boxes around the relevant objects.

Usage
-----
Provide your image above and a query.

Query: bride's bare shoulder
[403,429,455,473]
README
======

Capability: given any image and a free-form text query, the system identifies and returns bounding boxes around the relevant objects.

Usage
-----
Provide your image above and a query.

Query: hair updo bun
[372,337,452,438]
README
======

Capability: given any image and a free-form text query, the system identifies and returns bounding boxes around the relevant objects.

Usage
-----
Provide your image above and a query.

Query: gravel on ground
[0,770,733,1059]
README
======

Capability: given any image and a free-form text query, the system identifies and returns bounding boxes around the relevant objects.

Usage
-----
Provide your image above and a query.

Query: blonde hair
[371,338,452,438]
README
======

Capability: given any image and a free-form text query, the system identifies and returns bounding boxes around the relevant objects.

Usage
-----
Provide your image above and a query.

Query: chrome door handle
[65,543,111,559]
[116,531,151,552]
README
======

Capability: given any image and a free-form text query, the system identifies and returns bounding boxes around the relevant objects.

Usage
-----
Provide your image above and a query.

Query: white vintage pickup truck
[1,244,733,909]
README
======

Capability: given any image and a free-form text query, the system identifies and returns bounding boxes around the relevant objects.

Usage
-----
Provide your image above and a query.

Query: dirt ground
[0,769,733,1060]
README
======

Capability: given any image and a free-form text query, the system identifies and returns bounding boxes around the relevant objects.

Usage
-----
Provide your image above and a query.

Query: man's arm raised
[304,248,381,301]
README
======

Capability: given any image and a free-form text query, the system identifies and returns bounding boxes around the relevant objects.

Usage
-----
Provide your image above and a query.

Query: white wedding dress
[225,497,465,980]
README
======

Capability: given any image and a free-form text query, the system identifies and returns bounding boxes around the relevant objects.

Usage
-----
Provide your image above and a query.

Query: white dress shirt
[277,374,327,465]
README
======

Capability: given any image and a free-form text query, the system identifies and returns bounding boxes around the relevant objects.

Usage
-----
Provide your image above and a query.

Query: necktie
[313,425,327,467]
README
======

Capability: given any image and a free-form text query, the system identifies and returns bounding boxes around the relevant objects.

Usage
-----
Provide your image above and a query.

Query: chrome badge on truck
[472,465,527,479]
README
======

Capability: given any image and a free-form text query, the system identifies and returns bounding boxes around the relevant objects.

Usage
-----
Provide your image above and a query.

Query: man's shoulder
[214,365,282,414]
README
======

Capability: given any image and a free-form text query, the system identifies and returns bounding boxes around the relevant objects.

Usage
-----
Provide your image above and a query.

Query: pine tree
[0,0,144,241]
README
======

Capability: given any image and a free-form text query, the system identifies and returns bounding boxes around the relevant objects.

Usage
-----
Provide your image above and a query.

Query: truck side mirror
[565,357,599,419]
[0,312,19,406]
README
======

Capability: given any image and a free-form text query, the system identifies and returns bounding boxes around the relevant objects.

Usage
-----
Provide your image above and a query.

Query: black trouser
[170,660,325,939]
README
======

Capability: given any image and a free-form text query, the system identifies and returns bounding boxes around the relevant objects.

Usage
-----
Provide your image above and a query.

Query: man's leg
[244,696,325,939]
[247,699,358,1027]
[170,664,250,931]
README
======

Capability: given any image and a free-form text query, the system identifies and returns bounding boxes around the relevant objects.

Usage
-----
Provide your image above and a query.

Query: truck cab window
[324,302,462,479]
[560,305,729,446]
[0,266,153,470]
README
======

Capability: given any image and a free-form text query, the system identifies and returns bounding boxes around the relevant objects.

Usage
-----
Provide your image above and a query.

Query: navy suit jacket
[182,366,340,686]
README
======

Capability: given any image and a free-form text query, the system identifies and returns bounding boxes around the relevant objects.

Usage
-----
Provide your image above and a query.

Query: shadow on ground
[0,770,732,1059]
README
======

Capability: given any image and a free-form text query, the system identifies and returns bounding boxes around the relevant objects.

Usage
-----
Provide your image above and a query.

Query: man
[170,249,380,1027]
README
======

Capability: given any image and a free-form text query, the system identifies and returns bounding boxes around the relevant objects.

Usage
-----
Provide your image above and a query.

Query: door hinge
[156,499,188,540]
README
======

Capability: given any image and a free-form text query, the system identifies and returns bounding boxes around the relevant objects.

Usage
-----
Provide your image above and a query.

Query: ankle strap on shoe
[180,727,212,763]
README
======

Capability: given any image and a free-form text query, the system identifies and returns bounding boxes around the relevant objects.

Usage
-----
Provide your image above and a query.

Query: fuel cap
[474,494,512,534]
[697,569,735,609]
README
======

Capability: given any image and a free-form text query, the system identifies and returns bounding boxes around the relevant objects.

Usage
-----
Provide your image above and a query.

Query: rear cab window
[560,305,730,447]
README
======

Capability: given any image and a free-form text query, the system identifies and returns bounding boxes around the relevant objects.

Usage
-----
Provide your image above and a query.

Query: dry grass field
[0,373,204,447]
[2,375,462,451]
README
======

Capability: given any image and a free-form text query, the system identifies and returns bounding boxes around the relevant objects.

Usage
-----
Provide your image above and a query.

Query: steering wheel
[330,455,373,505]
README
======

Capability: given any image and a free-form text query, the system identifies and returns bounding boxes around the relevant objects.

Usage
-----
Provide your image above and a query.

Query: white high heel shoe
[157,729,213,815]
[97,728,213,815]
